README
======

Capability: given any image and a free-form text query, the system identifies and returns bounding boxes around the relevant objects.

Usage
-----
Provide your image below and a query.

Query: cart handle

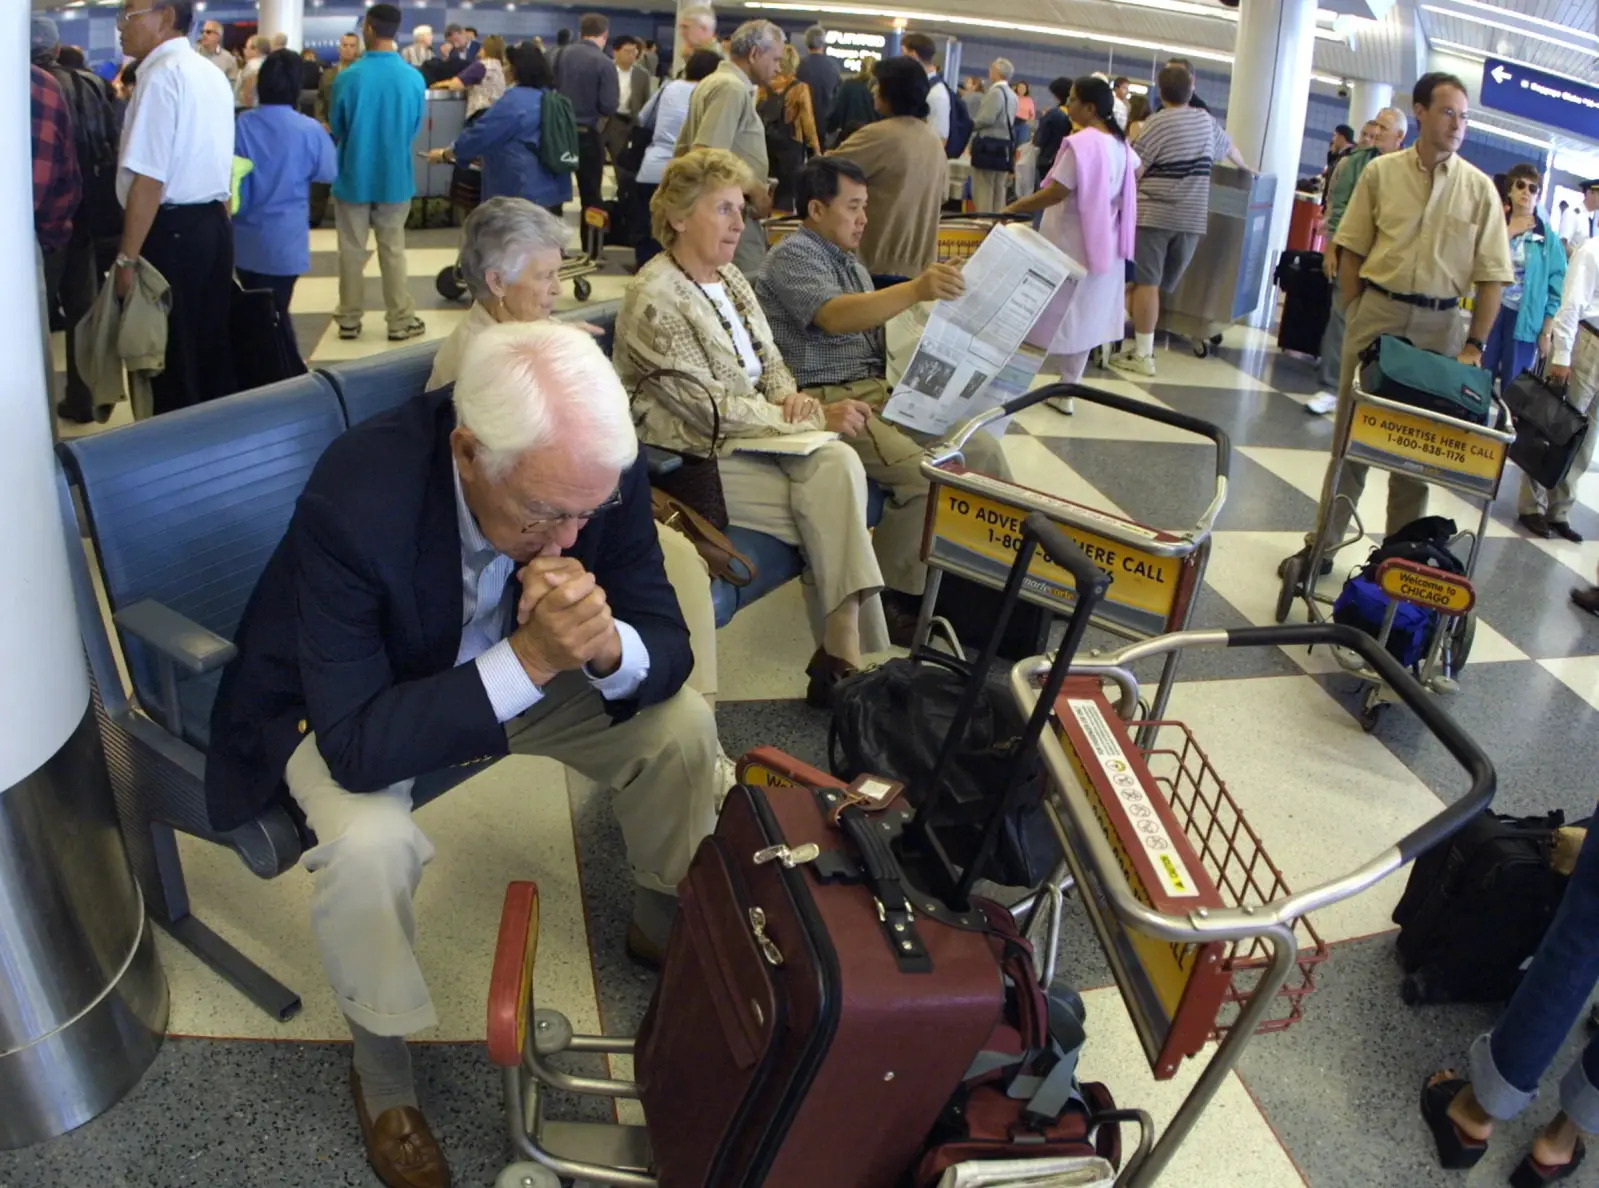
[943,383,1230,546]
[1010,622,1495,945]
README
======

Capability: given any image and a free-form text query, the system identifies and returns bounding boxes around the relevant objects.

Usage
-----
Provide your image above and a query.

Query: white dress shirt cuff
[585,621,650,700]
[475,639,544,723]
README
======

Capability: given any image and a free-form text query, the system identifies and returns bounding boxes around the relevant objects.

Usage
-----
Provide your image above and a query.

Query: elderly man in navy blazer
[207,321,717,1188]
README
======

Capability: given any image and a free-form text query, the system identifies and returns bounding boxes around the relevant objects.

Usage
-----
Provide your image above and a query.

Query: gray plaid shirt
[753,227,885,390]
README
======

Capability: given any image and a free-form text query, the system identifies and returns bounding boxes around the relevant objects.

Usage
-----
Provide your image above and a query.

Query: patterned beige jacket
[615,254,825,456]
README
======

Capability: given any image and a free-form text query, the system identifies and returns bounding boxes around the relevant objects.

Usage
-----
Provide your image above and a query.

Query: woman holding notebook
[615,149,889,708]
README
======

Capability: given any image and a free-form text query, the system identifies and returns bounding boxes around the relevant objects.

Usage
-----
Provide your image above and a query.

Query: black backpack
[51,66,121,241]
[1392,810,1572,1004]
[937,73,973,158]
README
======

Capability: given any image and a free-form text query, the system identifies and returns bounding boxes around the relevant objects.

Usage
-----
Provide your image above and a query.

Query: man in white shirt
[113,0,237,413]
[194,19,236,80]
[1531,236,1599,557]
[1569,180,1599,252]
[1112,76,1131,130]
[901,32,949,149]
[603,34,652,174]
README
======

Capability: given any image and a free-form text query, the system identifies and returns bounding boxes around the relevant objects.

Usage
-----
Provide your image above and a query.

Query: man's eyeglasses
[117,6,158,27]
[513,486,623,533]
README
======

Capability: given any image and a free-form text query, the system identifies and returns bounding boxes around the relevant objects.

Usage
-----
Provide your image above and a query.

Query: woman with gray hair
[429,197,724,708]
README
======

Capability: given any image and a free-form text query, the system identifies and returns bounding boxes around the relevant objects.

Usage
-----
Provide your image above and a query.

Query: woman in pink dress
[1005,76,1138,413]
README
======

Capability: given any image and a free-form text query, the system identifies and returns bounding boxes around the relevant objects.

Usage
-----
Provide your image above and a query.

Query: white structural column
[1348,80,1395,128]
[1224,0,1318,323]
[4,16,88,782]
[258,0,305,50]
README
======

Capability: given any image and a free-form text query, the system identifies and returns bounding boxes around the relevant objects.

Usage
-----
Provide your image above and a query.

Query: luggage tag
[823,774,906,827]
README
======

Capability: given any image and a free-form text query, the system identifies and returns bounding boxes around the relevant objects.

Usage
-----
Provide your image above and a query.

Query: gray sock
[348,1017,418,1118]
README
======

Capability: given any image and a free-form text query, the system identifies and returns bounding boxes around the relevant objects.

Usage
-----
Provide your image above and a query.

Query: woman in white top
[632,48,723,268]
[1005,76,1139,412]
[235,34,271,107]
[615,149,888,707]
[429,34,507,119]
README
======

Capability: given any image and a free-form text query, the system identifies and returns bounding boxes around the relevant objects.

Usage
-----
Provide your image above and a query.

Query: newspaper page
[883,222,1083,437]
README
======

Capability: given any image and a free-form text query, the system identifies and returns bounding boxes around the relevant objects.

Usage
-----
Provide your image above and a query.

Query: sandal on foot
[1420,1073,1489,1170]
[1510,1137,1586,1188]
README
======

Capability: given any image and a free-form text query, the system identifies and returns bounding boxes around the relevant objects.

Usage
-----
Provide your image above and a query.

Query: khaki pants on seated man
[807,375,1012,596]
[288,676,717,1038]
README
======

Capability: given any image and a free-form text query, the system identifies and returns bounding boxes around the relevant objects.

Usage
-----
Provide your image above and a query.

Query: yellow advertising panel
[1346,403,1505,495]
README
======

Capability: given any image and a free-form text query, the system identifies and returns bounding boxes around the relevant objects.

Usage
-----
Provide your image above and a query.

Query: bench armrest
[644,445,683,479]
[114,599,237,676]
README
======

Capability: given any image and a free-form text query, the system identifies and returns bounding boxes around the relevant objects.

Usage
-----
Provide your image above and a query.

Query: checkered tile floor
[34,240,1599,1188]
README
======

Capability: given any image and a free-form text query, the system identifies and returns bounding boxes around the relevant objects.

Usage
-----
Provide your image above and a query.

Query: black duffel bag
[1502,368,1590,489]
[829,649,1062,889]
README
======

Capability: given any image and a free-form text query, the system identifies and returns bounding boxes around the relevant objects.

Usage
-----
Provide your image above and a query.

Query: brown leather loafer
[804,648,859,709]
[351,1069,451,1188]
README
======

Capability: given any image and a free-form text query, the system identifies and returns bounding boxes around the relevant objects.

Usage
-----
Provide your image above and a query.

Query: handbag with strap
[650,488,757,588]
[1503,365,1590,490]
[969,87,1016,176]
[631,366,730,528]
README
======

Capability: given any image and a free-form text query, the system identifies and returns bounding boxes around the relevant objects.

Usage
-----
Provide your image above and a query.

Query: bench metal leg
[148,822,303,1023]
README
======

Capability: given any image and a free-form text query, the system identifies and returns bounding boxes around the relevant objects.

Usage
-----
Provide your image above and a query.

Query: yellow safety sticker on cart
[1068,700,1199,899]
[928,487,1180,634]
[1377,564,1475,615]
[1346,405,1505,493]
[937,226,991,262]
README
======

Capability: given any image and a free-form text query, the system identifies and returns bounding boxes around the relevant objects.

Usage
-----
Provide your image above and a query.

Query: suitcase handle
[919,514,1114,907]
[837,804,933,973]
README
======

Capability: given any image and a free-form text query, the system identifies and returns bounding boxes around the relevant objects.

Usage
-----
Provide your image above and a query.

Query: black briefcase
[1502,368,1589,489]
[229,282,306,392]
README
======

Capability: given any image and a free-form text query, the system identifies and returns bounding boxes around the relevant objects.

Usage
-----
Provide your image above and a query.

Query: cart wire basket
[1132,719,1328,1039]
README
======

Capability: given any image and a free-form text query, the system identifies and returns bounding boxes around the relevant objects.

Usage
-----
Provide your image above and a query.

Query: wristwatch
[1464,336,1486,352]
[114,253,139,270]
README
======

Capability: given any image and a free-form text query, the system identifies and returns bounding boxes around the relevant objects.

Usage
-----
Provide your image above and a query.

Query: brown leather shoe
[351,1069,451,1188]
[626,920,666,969]
[804,648,859,709]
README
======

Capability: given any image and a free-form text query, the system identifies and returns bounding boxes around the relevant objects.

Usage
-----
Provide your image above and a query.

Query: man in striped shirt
[1111,63,1252,378]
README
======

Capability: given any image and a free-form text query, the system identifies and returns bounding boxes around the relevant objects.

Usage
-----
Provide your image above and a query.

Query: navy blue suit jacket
[205,388,689,831]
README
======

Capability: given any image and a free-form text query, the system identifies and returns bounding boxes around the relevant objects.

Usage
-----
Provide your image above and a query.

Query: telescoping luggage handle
[912,511,1114,909]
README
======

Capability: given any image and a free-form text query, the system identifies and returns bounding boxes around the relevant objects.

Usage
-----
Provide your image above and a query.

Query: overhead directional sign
[1480,58,1599,142]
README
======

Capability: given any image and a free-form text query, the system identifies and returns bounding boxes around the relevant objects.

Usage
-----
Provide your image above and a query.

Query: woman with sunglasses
[1490,165,1572,537]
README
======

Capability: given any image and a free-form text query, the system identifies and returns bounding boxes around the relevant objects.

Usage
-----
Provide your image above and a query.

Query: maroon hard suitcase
[636,756,1008,1188]
[636,514,1119,1187]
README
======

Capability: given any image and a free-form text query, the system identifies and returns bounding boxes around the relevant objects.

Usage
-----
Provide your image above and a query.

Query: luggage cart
[435,202,601,304]
[1274,379,1514,726]
[1011,621,1496,1187]
[917,382,1230,739]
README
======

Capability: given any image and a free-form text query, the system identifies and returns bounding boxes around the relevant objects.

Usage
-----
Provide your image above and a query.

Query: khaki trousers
[334,199,416,333]
[717,441,890,652]
[807,377,1013,595]
[971,169,1009,214]
[1519,328,1599,521]
[655,522,718,702]
[286,678,718,1037]
[1309,288,1465,550]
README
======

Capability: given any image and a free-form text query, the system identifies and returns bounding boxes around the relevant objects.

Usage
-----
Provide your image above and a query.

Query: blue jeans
[1481,303,1538,392]
[1469,812,1599,1132]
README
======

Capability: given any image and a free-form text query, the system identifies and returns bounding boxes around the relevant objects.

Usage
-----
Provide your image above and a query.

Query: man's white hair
[1376,105,1408,139]
[730,19,783,58]
[991,58,1014,80]
[679,5,716,32]
[413,24,433,40]
[455,322,638,479]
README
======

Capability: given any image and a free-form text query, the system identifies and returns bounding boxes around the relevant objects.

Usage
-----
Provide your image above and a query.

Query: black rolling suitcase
[1275,249,1331,357]
[1392,809,1573,1004]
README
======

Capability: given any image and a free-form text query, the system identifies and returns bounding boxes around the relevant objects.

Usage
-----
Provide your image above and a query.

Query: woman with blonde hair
[758,42,821,211]
[615,149,888,706]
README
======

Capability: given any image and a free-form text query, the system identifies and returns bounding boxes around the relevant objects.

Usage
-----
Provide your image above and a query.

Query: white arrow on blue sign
[1480,58,1599,141]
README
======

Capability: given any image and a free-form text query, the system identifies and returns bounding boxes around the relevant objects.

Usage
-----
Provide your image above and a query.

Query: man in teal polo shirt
[331,3,425,342]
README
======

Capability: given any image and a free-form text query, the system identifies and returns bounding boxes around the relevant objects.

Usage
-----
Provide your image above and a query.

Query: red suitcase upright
[637,515,1117,1188]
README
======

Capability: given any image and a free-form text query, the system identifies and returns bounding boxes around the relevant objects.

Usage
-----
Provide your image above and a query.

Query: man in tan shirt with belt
[1282,72,1512,576]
